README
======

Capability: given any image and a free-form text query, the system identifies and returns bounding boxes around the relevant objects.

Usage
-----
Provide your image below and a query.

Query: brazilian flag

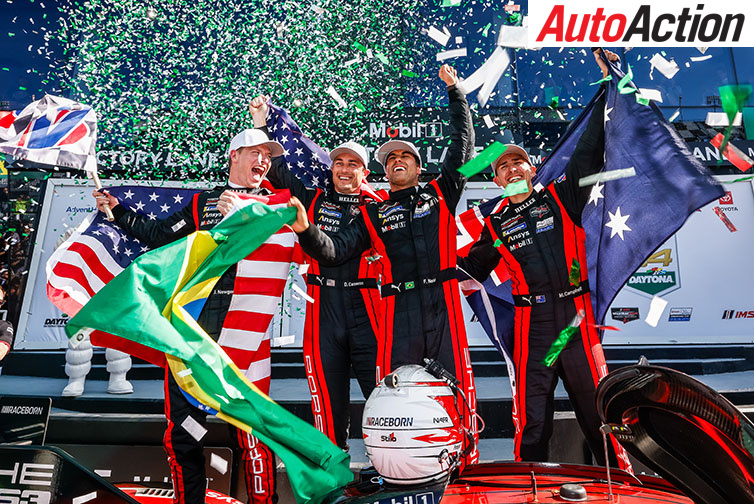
[66,201,352,504]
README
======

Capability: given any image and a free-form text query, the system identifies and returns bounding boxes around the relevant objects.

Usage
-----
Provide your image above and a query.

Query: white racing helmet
[362,365,463,485]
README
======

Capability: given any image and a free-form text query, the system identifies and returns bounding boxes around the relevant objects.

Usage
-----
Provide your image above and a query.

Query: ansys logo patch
[626,237,681,297]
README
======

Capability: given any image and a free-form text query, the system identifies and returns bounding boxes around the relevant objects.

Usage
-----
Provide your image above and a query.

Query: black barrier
[0,445,139,503]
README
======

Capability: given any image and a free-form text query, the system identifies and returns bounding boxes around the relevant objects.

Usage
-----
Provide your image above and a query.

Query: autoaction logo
[722,309,754,319]
[626,237,681,297]
[529,1,752,47]
[369,121,443,139]
[668,307,693,322]
[611,307,640,324]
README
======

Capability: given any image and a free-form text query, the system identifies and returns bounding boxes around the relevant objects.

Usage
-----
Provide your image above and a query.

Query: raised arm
[434,64,475,213]
[250,96,319,208]
[288,196,370,266]
[95,189,197,248]
[554,49,617,225]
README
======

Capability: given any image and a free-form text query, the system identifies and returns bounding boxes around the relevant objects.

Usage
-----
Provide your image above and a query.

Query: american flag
[0,95,98,172]
[266,102,383,200]
[46,185,201,316]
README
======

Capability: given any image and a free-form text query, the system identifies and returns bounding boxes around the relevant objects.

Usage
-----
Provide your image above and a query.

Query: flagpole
[89,170,114,222]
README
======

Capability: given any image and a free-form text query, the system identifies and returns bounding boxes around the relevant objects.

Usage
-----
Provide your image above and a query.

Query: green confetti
[635,94,650,106]
[401,69,419,78]
[617,63,637,95]
[353,101,366,112]
[718,85,753,163]
[743,107,754,140]
[501,179,530,198]
[458,141,508,177]
[493,238,503,248]
[589,75,612,86]
[720,85,752,125]
[481,22,491,37]
[543,326,578,367]
[730,175,754,183]
[569,259,581,286]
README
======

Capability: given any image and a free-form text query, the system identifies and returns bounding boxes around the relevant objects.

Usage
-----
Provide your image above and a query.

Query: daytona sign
[528,1,752,47]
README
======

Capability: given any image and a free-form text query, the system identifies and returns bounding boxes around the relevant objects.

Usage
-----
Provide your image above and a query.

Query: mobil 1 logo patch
[611,307,639,324]
[626,236,681,298]
[668,307,692,322]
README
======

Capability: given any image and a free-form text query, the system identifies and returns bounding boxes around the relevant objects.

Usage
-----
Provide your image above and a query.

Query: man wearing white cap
[93,129,290,504]
[457,49,632,470]
[288,64,479,466]
[249,96,384,452]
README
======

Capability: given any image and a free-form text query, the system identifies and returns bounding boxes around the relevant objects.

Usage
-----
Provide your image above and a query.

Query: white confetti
[177,368,193,377]
[638,88,662,103]
[690,55,712,62]
[578,167,636,187]
[457,46,511,109]
[669,109,680,123]
[181,415,208,442]
[273,335,296,347]
[72,492,97,504]
[427,25,450,46]
[436,48,467,61]
[483,115,495,128]
[649,54,679,79]
[706,112,742,127]
[497,19,529,49]
[291,283,315,303]
[94,469,111,478]
[298,263,310,275]
[210,453,229,475]
[645,296,668,327]
[325,86,347,109]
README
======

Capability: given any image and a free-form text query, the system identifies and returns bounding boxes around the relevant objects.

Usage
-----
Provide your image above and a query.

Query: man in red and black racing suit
[249,95,384,452]
[288,64,479,466]
[458,50,632,470]
[94,129,290,504]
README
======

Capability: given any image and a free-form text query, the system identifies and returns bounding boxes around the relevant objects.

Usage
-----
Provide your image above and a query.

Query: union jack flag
[0,95,98,171]
[46,185,201,317]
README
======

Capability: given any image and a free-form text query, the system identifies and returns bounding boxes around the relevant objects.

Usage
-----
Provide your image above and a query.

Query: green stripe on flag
[66,202,352,504]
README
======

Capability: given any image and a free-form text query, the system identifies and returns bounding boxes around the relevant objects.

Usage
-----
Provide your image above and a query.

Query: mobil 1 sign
[604,176,754,345]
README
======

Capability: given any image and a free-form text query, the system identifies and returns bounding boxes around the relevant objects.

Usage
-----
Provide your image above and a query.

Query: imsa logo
[722,309,754,320]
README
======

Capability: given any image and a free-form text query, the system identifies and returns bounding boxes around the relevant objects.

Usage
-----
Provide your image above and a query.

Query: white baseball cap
[330,141,369,168]
[492,144,533,171]
[375,140,422,167]
[227,129,284,157]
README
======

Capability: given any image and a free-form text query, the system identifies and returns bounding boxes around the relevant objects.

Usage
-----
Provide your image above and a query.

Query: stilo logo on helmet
[361,360,477,486]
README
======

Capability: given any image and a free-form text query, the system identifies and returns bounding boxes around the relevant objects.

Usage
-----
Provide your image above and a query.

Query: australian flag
[458,55,723,361]
[0,95,98,171]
